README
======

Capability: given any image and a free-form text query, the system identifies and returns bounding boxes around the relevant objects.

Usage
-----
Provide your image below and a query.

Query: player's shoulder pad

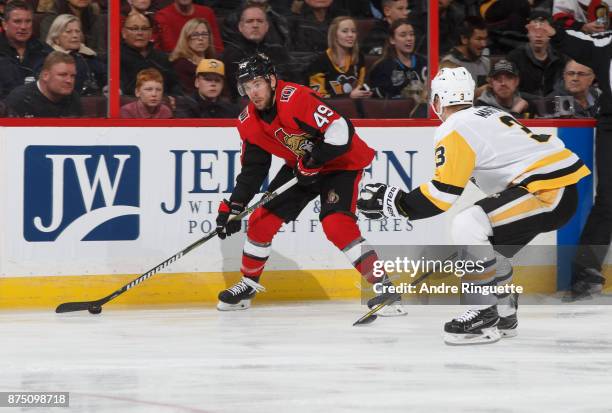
[238,105,250,123]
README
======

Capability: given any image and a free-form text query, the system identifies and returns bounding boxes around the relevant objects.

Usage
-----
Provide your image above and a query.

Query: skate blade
[500,329,518,338]
[376,304,408,317]
[444,327,501,345]
[217,299,251,311]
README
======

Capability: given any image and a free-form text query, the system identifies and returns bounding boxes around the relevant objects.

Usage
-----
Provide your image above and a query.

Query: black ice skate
[367,281,407,317]
[443,306,501,345]
[565,268,606,301]
[499,292,519,338]
[217,277,265,311]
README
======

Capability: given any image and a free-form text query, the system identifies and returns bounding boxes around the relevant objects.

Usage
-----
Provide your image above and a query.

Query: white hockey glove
[357,183,407,220]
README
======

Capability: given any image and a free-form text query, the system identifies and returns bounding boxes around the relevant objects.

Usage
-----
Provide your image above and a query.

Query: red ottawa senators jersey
[237,80,375,172]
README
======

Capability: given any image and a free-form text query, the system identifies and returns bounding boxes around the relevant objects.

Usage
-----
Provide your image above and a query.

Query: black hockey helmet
[236,53,277,96]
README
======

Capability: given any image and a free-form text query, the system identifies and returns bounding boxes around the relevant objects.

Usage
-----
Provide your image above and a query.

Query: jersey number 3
[500,115,551,142]
[314,105,334,128]
[435,146,446,167]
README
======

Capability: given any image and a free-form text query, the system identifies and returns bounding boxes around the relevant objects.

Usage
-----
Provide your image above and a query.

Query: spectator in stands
[439,0,465,56]
[0,0,49,98]
[121,12,182,96]
[121,67,173,118]
[39,0,107,57]
[553,0,610,33]
[369,19,427,100]
[223,4,292,100]
[362,0,409,55]
[475,59,535,118]
[289,0,347,54]
[169,18,216,95]
[5,51,82,117]
[154,0,222,54]
[507,10,566,99]
[548,59,600,118]
[175,59,240,118]
[222,0,290,48]
[307,16,371,99]
[441,16,490,88]
[45,14,107,96]
[121,0,159,43]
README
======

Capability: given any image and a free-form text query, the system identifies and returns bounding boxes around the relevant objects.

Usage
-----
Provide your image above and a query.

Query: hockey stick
[55,177,299,314]
[353,251,459,326]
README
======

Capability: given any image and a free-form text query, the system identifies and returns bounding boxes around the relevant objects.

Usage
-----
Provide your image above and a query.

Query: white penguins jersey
[399,106,590,220]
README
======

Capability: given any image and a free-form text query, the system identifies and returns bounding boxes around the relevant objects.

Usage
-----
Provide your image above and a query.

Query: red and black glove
[294,153,323,186]
[216,199,245,239]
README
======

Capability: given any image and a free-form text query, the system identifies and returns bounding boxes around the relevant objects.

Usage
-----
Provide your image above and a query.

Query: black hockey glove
[294,152,323,186]
[357,183,408,220]
[216,199,245,239]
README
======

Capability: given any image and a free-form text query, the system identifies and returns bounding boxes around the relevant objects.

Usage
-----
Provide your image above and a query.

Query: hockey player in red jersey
[215,53,404,313]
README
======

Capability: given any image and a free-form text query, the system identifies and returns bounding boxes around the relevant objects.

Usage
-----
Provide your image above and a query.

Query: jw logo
[24,146,140,242]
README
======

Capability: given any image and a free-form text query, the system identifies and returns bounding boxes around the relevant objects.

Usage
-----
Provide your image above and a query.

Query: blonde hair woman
[169,18,216,94]
[307,16,372,99]
[46,13,107,95]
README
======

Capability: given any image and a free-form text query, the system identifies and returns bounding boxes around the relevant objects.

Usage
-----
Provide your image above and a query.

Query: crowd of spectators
[0,0,607,118]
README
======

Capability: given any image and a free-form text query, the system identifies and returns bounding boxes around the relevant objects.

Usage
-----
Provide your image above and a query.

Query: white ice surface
[2,302,612,413]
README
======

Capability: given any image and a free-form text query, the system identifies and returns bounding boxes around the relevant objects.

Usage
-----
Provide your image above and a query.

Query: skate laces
[455,309,480,323]
[241,277,266,292]
[227,281,250,296]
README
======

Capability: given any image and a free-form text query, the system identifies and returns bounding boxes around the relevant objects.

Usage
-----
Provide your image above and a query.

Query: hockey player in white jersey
[358,67,590,345]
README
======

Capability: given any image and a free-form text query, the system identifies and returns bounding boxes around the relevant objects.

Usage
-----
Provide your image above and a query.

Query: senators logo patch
[238,107,249,123]
[274,128,313,157]
[280,86,297,102]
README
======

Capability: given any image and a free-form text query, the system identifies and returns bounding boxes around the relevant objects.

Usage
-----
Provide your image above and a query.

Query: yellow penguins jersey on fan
[400,106,590,219]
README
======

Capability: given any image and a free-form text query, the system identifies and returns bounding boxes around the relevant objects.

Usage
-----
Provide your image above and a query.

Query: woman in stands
[121,68,173,118]
[368,18,428,116]
[169,18,216,95]
[307,16,372,99]
[39,0,107,57]
[45,14,107,96]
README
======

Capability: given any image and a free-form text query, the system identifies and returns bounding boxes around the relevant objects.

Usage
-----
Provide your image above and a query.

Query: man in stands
[5,51,82,117]
[441,16,489,88]
[548,59,599,118]
[0,0,49,98]
[507,11,566,99]
[223,4,292,101]
[121,12,182,96]
[475,59,535,118]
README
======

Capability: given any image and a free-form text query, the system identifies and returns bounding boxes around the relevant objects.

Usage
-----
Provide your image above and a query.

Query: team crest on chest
[274,128,313,157]
[330,74,358,95]
[280,86,297,102]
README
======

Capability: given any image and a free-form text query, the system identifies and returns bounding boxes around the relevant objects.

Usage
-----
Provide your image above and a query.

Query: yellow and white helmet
[430,67,475,118]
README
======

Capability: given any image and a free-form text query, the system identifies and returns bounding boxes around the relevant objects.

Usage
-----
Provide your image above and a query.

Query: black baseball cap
[528,10,552,23]
[490,59,519,77]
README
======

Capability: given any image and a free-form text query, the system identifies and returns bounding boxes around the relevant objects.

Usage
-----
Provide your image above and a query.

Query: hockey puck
[88,305,102,315]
